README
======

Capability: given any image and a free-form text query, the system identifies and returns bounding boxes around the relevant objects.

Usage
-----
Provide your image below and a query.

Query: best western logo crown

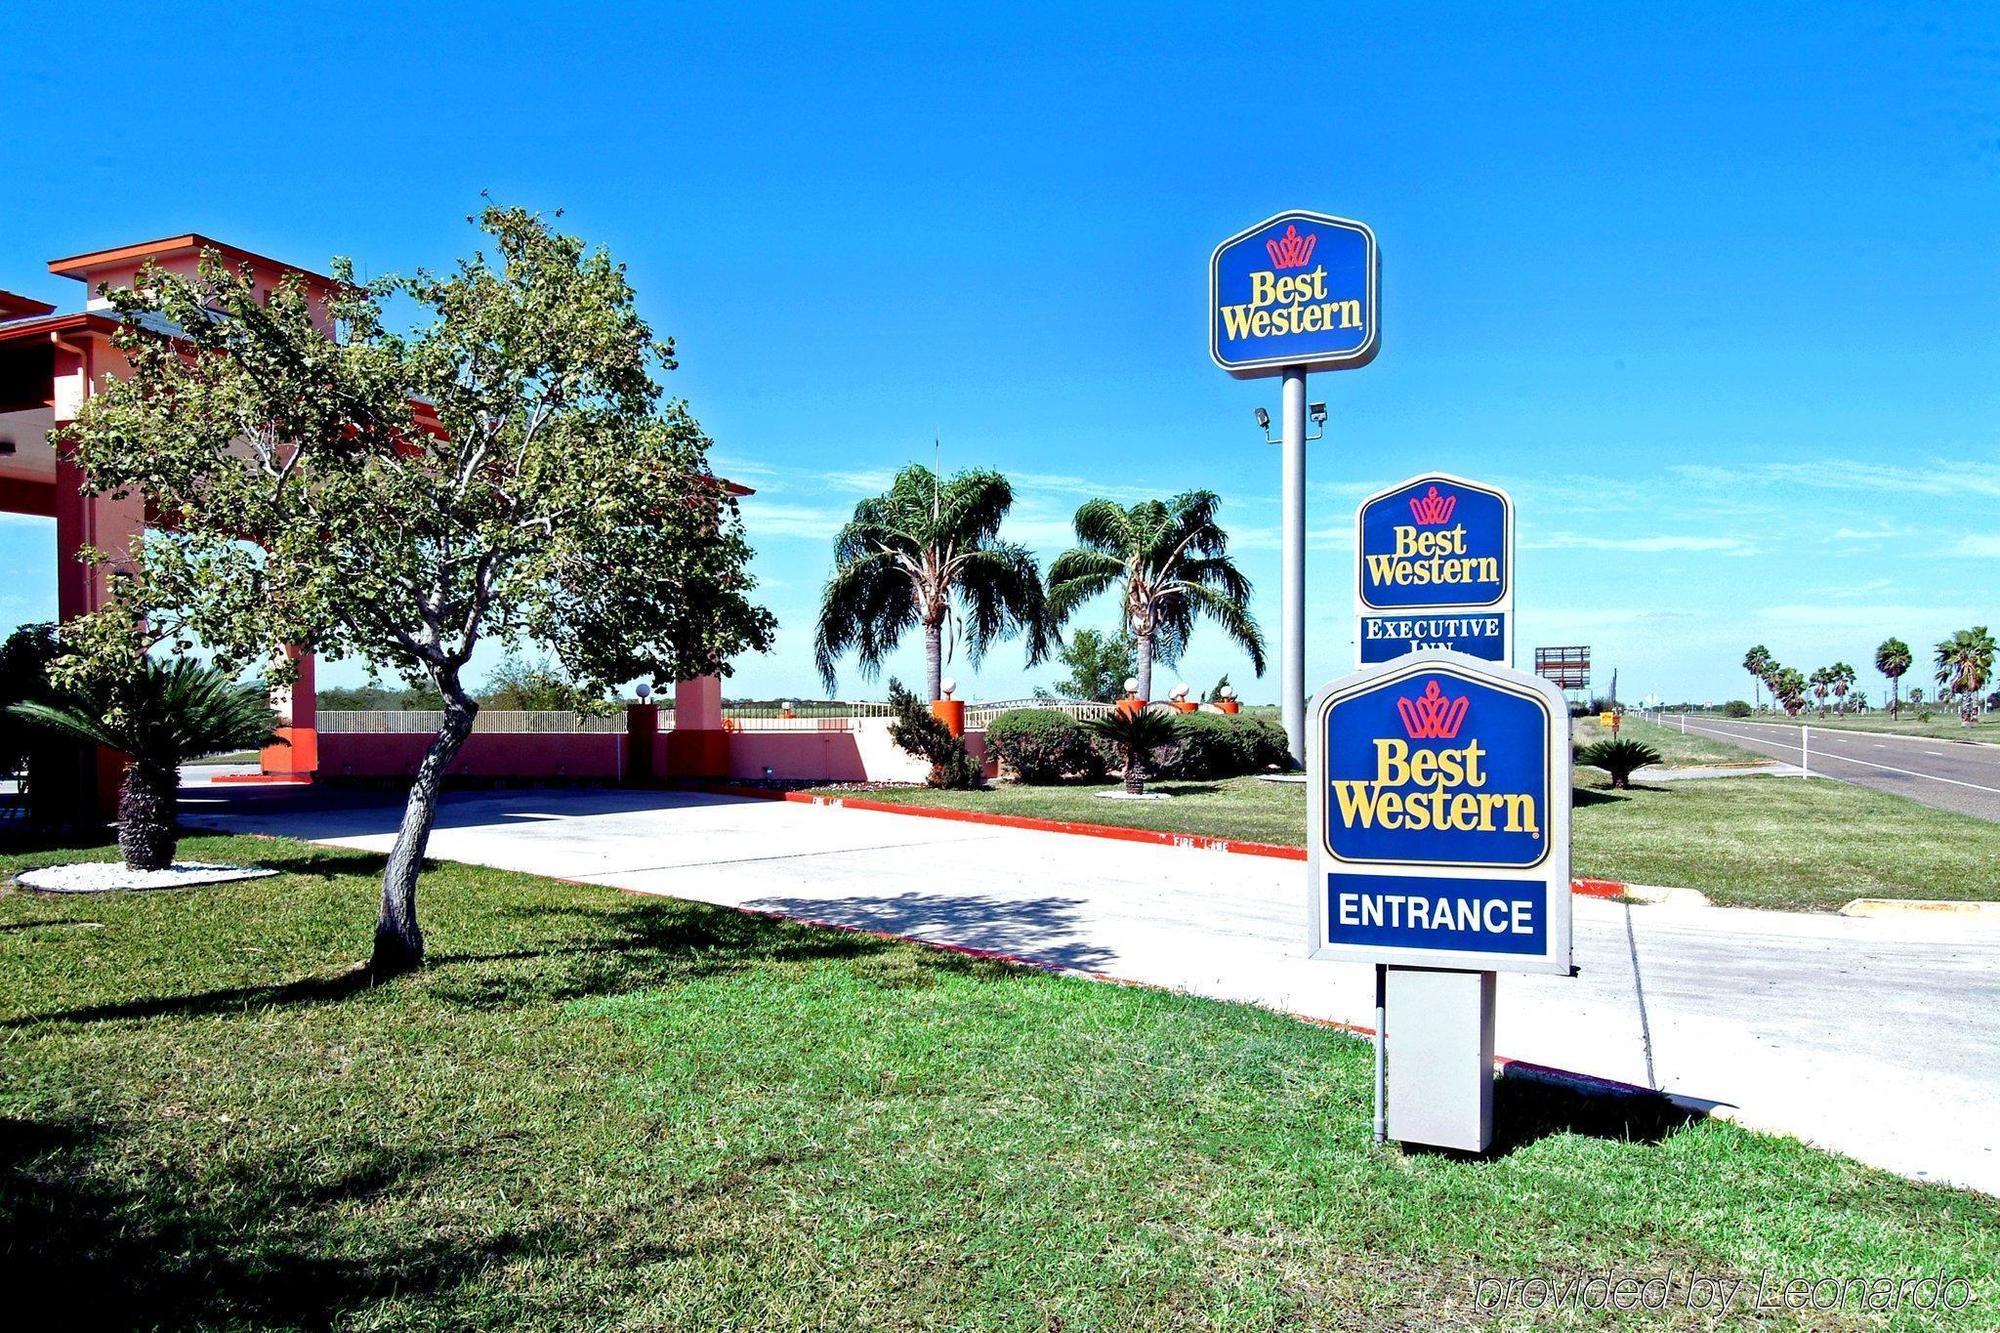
[1265,224,1317,270]
[1398,680,1470,740]
[1408,485,1457,526]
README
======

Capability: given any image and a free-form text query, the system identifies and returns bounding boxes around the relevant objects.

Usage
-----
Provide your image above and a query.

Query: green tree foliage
[478,652,613,714]
[1048,628,1136,703]
[885,678,983,788]
[0,622,61,775]
[60,207,773,973]
[1083,707,1184,796]
[1722,700,1754,718]
[1934,627,1997,722]
[1742,645,1773,709]
[1875,637,1912,718]
[1769,667,1808,716]
[317,682,447,712]
[9,656,279,870]
[815,464,1048,702]
[1048,491,1266,703]
[1576,738,1663,790]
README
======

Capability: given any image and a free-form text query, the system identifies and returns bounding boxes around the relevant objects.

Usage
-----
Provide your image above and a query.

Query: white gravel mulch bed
[12,861,279,894]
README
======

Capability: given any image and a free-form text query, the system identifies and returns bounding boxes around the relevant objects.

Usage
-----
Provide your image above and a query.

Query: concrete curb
[700,783,1309,860]
[1840,897,2000,920]
[700,783,1648,902]
[1622,883,1713,908]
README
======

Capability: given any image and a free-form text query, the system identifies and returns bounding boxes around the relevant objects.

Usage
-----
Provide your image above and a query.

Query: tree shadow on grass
[1,895,983,1029]
[0,1115,690,1330]
[746,891,1118,973]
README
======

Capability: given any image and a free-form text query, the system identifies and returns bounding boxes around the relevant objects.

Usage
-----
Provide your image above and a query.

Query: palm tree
[1084,707,1183,795]
[9,657,281,870]
[1875,637,1912,719]
[1829,661,1856,712]
[1047,491,1266,704]
[1934,626,1998,723]
[1742,645,1772,710]
[1809,667,1831,713]
[1770,666,1807,717]
[815,464,1050,701]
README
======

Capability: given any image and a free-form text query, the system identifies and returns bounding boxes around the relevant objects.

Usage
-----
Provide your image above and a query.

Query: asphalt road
[196,785,2000,1193]
[1672,716,2000,822]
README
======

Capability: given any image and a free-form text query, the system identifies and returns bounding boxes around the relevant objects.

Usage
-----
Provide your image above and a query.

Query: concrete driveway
[198,786,2000,1194]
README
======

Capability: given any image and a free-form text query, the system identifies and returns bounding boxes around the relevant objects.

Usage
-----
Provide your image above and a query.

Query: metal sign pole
[1282,367,1308,766]
[1372,962,1386,1143]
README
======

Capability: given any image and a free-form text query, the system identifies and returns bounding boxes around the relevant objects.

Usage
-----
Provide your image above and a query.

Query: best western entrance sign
[1306,652,1572,976]
[1209,210,1379,378]
[1356,473,1514,664]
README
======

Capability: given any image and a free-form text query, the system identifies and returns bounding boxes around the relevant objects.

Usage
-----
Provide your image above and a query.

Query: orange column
[664,675,729,778]
[930,699,966,736]
[625,701,658,783]
[52,338,145,822]
[260,647,319,779]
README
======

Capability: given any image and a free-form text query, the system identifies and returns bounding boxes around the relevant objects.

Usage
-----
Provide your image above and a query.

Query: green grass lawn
[1576,714,1768,768]
[812,772,2000,910]
[3,832,1995,1329]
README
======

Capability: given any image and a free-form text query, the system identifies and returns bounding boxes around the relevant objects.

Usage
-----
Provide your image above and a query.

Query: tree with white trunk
[59,206,774,975]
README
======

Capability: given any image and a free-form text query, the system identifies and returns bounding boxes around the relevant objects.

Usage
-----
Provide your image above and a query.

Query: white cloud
[1955,534,2000,557]
[1524,532,1758,555]
[1671,459,2000,500]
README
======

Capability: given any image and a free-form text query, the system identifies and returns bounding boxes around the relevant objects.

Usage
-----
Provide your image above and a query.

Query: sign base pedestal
[1385,966,1496,1152]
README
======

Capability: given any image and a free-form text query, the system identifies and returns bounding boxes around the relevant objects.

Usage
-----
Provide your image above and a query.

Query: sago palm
[1875,637,1911,719]
[1048,491,1266,705]
[8,657,281,871]
[1084,707,1183,796]
[815,464,1049,701]
[1934,626,1997,722]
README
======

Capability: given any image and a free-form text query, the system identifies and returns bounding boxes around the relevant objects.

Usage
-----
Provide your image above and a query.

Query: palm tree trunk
[924,618,944,703]
[373,688,477,976]
[1135,632,1154,704]
[1124,741,1145,795]
[118,760,178,872]
[1891,678,1898,720]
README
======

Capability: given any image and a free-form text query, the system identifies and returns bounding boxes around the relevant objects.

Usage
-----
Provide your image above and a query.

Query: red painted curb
[699,783,1310,859]
[695,783,1627,899]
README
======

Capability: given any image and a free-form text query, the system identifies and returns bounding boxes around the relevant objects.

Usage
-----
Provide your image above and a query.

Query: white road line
[1680,720,2000,797]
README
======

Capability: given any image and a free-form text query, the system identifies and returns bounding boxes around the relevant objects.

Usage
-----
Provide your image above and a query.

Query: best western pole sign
[1306,651,1572,976]
[1209,210,1379,377]
[1356,473,1514,664]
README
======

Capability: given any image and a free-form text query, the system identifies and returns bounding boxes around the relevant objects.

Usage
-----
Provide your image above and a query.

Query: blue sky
[3,4,1996,705]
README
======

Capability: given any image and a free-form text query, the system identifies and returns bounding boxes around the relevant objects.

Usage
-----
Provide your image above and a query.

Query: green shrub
[1163,712,1291,779]
[984,708,1103,783]
[1722,700,1753,718]
[886,679,983,789]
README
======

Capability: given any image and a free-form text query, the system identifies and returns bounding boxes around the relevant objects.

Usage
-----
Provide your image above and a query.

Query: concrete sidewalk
[198,786,2000,1194]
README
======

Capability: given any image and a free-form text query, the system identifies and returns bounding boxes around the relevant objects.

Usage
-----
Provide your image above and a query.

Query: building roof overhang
[0,311,120,346]
[48,233,337,288]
